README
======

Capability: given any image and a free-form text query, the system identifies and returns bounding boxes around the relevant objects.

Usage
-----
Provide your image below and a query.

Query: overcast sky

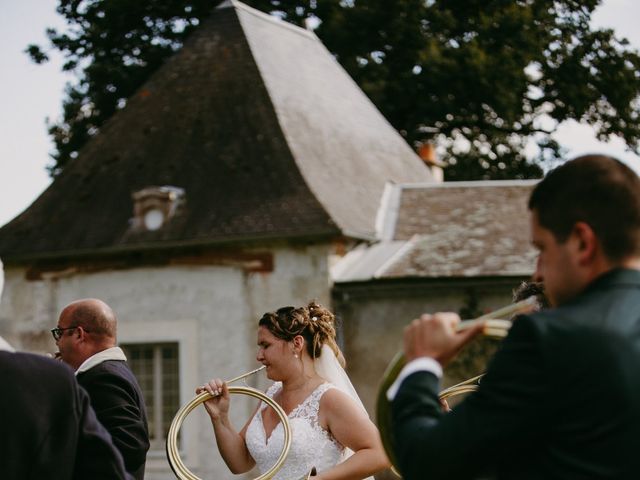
[1,0,640,227]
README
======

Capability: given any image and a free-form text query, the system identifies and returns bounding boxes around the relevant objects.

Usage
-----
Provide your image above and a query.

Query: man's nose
[533,257,544,283]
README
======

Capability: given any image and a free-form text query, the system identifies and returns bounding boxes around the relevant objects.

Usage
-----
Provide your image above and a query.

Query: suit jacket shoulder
[77,359,150,479]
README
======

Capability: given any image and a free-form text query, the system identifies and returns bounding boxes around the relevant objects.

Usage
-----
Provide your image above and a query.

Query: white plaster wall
[0,242,333,479]
[245,243,332,324]
[0,268,61,351]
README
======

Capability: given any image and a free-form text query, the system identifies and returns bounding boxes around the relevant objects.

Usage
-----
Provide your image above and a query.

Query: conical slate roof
[0,1,431,262]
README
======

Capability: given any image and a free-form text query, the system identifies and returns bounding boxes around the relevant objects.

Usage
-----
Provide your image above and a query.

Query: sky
[1,0,640,227]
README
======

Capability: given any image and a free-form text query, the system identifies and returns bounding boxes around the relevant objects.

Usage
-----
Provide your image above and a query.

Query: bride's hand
[196,378,230,421]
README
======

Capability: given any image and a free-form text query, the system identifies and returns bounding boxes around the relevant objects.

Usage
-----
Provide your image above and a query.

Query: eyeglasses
[50,326,82,341]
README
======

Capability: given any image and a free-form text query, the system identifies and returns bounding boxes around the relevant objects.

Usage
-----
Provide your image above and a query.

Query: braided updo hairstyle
[258,301,346,367]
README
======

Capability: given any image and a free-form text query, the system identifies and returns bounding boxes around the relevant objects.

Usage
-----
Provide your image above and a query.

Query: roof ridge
[375,182,402,241]
[232,0,317,41]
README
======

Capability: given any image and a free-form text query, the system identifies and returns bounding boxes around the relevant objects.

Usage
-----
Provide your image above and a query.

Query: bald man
[54,299,150,480]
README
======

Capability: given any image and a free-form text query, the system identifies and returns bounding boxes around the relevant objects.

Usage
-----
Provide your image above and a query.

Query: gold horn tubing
[458,318,512,338]
[439,384,479,401]
[375,296,538,477]
[439,374,484,401]
[226,365,266,385]
[166,383,291,480]
[476,296,538,321]
[439,374,484,398]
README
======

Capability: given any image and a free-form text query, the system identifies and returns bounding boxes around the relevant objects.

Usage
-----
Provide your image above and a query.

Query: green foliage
[29,0,640,180]
[27,0,216,176]
[306,0,640,180]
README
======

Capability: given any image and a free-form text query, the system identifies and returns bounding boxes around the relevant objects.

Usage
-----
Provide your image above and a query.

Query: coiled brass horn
[438,373,484,401]
[166,366,293,480]
[375,297,537,476]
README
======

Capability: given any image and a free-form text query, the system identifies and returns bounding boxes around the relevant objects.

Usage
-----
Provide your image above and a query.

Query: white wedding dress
[245,381,344,480]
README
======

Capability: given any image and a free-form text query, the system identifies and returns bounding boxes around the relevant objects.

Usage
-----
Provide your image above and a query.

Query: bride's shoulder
[318,387,369,430]
[319,385,359,412]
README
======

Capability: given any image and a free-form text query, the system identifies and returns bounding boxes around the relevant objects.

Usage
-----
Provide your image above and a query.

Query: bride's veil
[314,344,375,479]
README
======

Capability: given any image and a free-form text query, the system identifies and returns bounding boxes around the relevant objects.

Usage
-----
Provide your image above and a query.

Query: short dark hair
[529,155,640,262]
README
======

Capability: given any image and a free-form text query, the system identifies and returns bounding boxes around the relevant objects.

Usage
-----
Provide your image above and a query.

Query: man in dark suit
[389,154,640,479]
[53,298,150,480]
[0,343,131,479]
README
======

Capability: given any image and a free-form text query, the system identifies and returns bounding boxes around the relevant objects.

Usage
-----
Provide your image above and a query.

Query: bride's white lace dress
[245,382,344,480]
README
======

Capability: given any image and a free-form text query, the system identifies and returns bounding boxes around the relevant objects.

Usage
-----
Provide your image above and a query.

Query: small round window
[143,208,164,230]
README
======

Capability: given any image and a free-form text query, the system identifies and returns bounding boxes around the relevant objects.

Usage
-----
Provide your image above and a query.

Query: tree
[310,0,640,180]
[29,0,640,180]
[27,0,217,176]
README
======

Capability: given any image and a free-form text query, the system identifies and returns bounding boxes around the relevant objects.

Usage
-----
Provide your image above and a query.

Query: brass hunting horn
[167,366,295,480]
[375,297,537,476]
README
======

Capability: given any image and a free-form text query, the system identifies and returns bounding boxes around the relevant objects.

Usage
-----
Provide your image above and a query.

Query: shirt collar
[76,346,127,375]
[583,267,640,295]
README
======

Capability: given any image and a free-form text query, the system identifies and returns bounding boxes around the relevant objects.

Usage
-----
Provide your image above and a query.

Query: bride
[197,302,389,480]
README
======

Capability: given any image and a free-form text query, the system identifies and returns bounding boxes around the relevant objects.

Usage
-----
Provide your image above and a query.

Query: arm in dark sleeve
[0,353,129,480]
[391,315,549,480]
[80,368,150,471]
[73,381,133,480]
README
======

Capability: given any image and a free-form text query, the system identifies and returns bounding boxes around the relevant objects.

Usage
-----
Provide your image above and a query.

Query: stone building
[332,180,538,415]
[0,1,432,478]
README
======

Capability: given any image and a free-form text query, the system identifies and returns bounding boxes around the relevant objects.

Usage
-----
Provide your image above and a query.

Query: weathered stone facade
[334,278,525,415]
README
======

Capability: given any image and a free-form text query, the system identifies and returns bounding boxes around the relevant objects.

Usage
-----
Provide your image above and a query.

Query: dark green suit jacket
[391,268,640,479]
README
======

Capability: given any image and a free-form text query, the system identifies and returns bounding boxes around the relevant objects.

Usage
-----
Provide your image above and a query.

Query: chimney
[417,142,444,182]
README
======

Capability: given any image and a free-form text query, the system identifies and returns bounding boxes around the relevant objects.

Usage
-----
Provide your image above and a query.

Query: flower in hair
[312,316,318,321]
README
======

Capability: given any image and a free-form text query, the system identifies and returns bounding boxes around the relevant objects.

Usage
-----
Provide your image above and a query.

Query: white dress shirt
[386,357,442,400]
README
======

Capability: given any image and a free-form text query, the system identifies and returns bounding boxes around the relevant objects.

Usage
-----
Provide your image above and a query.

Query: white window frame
[122,342,180,451]
[118,319,200,473]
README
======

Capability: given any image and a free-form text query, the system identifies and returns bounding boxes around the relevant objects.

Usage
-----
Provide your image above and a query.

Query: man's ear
[572,222,598,265]
[75,325,89,342]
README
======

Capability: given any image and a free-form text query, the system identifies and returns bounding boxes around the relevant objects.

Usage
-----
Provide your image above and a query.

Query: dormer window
[132,186,185,231]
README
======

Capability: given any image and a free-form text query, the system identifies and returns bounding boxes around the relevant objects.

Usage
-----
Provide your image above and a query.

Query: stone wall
[333,277,525,416]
